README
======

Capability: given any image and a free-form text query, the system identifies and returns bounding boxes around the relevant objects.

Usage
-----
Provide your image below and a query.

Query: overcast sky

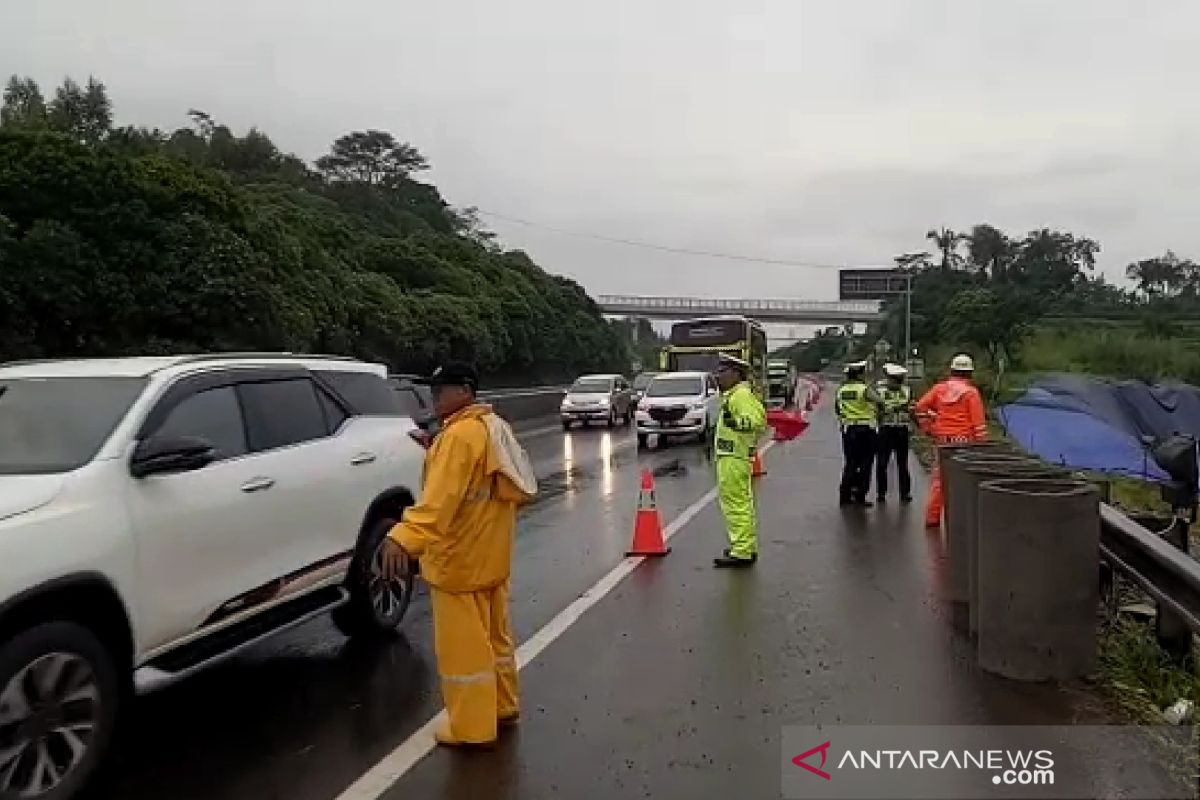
[7,0,1199,303]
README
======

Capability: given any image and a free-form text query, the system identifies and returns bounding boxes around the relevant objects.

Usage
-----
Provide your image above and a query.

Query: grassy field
[1022,325,1200,385]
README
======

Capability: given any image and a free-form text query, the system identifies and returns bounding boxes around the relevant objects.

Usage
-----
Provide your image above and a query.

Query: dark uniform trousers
[839,424,877,503]
[876,425,911,499]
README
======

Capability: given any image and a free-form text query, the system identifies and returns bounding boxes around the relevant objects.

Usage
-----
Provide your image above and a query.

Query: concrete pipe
[936,440,1021,530]
[935,440,1018,482]
[954,458,1069,635]
[942,450,1033,605]
[976,478,1100,681]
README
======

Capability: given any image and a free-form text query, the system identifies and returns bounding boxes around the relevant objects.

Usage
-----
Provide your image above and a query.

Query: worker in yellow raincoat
[712,354,767,568]
[381,363,526,747]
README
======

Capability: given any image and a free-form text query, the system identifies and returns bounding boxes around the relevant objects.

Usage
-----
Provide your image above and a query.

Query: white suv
[0,354,425,798]
[635,371,721,448]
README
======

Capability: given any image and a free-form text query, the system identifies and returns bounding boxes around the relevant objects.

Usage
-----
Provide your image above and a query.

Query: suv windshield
[632,373,657,390]
[647,376,704,397]
[0,377,146,474]
[570,378,612,393]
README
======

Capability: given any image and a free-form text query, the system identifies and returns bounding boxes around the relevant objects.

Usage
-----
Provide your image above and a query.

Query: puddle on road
[652,459,689,479]
[531,465,591,506]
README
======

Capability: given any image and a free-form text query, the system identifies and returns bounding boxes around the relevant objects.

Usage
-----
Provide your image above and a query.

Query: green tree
[0,76,47,130]
[1008,228,1097,298]
[47,76,112,144]
[1125,251,1196,298]
[964,224,1013,280]
[926,227,963,270]
[939,286,1034,368]
[316,130,429,186]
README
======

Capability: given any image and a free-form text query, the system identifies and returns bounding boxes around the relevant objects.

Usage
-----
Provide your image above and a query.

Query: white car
[636,371,721,448]
[0,354,425,799]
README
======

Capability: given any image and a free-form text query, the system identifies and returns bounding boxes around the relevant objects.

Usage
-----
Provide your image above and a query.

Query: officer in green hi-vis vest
[874,362,913,504]
[712,354,767,568]
[836,361,879,506]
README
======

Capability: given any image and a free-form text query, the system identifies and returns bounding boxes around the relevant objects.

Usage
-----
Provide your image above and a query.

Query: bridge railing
[597,294,880,314]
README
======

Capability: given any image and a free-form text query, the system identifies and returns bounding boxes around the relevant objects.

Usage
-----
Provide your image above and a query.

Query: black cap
[426,362,479,392]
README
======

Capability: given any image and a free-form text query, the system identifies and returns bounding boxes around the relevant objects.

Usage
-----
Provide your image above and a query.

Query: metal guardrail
[479,386,566,400]
[597,294,880,314]
[1099,503,1200,634]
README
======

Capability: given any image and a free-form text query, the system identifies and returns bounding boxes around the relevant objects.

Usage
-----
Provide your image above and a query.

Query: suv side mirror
[131,435,217,478]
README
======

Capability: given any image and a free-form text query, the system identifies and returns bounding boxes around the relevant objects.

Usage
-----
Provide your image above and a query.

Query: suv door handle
[350,452,377,466]
[240,477,275,493]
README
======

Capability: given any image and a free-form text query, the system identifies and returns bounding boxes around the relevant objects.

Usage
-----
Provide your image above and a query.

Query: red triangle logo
[792,741,832,780]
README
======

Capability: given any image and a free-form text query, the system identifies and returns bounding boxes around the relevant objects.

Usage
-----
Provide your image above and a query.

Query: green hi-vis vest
[715,382,767,460]
[836,381,877,426]
[877,383,912,427]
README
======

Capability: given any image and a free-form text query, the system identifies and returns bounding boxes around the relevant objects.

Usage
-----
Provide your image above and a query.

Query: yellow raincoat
[389,404,522,744]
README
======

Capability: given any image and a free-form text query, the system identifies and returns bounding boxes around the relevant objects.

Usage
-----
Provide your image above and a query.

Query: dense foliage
[777,224,1200,386]
[877,225,1200,367]
[0,75,627,383]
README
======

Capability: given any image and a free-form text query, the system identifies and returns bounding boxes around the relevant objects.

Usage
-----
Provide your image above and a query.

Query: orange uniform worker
[381,362,529,747]
[913,354,987,528]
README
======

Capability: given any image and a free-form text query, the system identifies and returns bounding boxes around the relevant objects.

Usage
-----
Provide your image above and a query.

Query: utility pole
[904,273,913,372]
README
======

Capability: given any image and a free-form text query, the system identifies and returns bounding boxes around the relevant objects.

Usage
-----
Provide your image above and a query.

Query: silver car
[560,374,634,430]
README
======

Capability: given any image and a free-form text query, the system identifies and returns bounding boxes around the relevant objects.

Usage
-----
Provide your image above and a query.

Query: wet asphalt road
[96,416,720,800]
[96,407,1188,800]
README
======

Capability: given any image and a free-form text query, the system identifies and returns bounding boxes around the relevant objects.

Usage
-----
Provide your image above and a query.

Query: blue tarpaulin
[997,374,1200,481]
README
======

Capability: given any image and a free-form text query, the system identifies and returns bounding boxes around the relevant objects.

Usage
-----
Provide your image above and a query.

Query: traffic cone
[751,450,766,478]
[627,469,670,557]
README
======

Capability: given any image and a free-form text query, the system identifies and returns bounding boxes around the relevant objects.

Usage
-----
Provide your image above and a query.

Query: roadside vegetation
[847,224,1200,728]
[778,224,1200,726]
[0,74,629,383]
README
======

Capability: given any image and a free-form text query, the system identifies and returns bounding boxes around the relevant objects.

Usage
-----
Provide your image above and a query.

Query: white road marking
[515,421,567,439]
[334,441,776,800]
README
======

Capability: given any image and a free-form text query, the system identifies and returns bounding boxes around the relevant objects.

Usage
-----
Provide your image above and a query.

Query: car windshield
[632,373,657,390]
[0,377,146,475]
[647,377,704,397]
[570,378,612,393]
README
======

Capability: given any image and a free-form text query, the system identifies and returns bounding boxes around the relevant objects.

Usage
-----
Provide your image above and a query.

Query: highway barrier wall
[481,386,566,425]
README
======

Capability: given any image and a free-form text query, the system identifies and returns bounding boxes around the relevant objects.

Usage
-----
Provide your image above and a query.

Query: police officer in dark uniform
[836,361,878,506]
[874,362,913,504]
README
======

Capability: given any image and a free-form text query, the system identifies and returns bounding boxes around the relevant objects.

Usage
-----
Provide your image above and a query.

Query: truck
[767,359,796,408]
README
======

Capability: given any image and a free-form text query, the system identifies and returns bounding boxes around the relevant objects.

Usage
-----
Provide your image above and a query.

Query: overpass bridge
[597,294,883,323]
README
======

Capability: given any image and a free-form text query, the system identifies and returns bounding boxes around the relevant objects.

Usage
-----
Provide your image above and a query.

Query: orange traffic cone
[627,469,670,557]
[751,450,766,478]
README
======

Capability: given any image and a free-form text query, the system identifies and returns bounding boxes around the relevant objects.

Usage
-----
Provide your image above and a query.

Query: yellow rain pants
[430,581,519,743]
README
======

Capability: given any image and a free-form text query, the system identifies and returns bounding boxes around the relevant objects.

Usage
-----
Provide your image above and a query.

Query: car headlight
[690,401,706,411]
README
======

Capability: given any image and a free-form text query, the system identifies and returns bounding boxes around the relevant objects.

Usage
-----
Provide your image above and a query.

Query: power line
[474,208,884,269]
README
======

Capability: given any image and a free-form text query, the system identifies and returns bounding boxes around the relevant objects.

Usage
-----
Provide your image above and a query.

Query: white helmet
[883,363,908,378]
[950,354,974,372]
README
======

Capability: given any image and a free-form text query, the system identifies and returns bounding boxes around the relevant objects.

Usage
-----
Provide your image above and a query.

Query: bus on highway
[659,316,769,398]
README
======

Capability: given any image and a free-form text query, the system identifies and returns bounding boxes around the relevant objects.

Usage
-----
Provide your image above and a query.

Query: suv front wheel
[332,515,415,637]
[0,621,120,799]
